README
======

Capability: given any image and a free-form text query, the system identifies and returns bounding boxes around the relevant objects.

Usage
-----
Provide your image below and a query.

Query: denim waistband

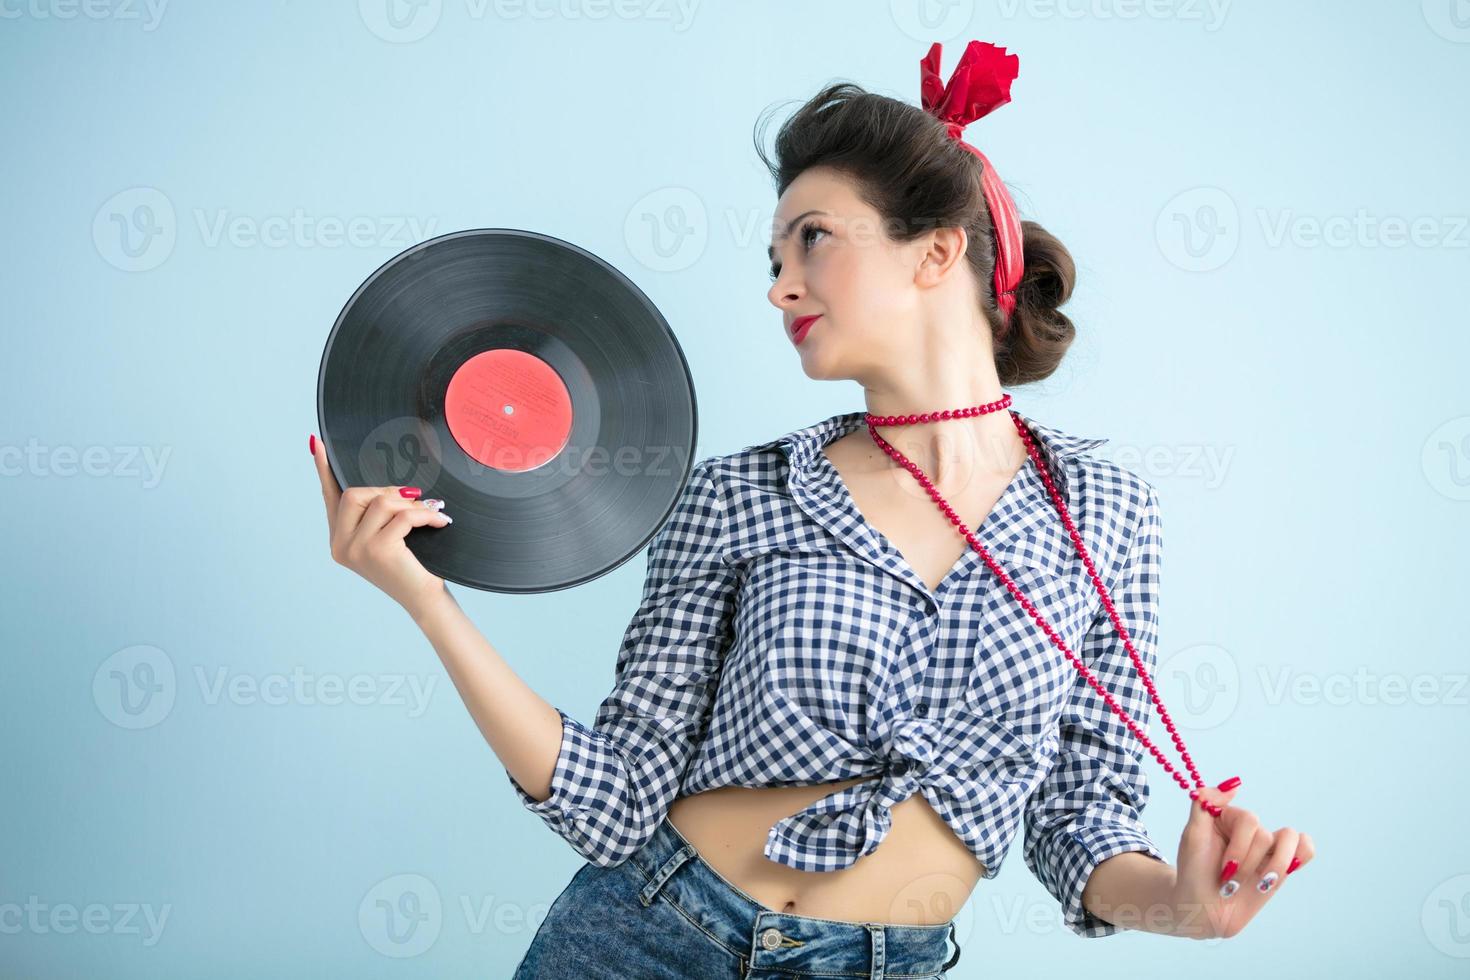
[626,816,961,979]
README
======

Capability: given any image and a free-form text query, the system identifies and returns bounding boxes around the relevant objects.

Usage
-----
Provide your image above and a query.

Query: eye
[768,222,829,281]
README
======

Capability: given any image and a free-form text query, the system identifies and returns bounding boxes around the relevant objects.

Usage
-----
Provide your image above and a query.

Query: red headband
[919,40,1023,326]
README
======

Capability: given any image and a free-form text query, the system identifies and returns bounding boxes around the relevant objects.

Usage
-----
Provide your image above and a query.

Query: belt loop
[867,923,886,980]
[637,843,696,908]
[941,921,961,971]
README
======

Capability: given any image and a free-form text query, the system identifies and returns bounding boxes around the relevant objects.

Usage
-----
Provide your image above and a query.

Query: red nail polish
[399,487,422,499]
[1216,776,1241,791]
[1219,860,1238,884]
[1286,857,1301,875]
[308,434,316,456]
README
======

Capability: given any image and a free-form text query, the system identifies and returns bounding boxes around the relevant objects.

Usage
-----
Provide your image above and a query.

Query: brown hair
[753,82,1077,387]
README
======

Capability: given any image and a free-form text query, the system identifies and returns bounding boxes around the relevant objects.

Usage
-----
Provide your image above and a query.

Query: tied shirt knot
[885,715,939,778]
[762,717,941,871]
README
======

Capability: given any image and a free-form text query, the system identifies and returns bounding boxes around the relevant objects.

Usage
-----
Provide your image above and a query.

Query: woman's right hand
[310,433,453,617]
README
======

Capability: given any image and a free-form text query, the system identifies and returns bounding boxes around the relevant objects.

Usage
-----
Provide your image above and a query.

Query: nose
[767,272,804,310]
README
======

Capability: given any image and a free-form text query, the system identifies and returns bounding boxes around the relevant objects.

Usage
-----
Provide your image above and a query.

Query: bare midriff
[666,778,984,926]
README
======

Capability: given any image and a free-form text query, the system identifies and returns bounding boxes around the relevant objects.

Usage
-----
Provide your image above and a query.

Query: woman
[310,40,1314,979]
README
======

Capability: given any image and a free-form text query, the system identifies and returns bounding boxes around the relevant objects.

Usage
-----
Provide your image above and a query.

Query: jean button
[760,927,783,950]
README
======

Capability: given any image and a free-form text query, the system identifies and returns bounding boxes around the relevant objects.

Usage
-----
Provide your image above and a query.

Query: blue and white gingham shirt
[507,409,1170,937]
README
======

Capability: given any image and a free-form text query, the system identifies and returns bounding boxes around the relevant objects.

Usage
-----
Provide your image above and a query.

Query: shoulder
[689,443,791,535]
[1064,452,1162,569]
[1072,453,1157,517]
[1018,412,1156,539]
[691,410,863,492]
[698,441,788,489]
[683,424,823,546]
[692,421,808,499]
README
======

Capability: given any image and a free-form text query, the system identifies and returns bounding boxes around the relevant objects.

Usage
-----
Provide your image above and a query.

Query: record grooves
[317,228,698,593]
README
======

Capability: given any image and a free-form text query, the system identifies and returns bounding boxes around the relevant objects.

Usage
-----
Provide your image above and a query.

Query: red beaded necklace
[864,394,1221,818]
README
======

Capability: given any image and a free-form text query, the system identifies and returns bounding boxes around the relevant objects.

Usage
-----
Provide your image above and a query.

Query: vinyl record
[317,228,698,594]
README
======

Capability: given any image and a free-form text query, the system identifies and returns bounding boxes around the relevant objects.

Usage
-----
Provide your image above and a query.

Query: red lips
[790,314,821,344]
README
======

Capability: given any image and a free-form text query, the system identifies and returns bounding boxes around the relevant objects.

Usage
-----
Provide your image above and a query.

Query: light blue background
[3,2,1467,977]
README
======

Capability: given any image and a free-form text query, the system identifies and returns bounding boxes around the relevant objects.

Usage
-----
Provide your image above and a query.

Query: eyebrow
[766,209,828,263]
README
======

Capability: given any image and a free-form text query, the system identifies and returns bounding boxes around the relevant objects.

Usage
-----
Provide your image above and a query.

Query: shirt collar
[757,409,1108,503]
[750,409,1109,601]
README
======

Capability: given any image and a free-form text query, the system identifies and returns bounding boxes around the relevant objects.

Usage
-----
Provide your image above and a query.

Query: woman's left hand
[1164,781,1316,940]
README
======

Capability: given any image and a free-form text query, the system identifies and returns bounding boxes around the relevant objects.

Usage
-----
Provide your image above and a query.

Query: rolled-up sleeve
[505,457,739,867]
[1023,483,1170,938]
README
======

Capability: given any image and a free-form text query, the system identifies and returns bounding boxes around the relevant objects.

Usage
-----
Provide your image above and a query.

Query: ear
[915,225,969,288]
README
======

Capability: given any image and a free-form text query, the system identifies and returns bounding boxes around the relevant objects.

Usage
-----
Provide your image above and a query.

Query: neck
[862,389,1026,488]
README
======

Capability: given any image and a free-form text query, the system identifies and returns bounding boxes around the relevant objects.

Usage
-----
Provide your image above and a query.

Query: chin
[796,351,839,381]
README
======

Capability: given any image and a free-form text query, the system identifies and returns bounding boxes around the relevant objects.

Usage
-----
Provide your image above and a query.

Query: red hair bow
[919,40,1020,139]
[919,40,1024,326]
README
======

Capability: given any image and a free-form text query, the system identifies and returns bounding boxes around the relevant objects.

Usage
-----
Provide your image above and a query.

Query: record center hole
[503,404,514,414]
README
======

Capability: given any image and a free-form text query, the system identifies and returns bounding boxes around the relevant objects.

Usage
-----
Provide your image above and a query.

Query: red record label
[443,348,574,473]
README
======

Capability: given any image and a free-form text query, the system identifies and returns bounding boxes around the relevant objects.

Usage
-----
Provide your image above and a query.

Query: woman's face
[766,167,932,380]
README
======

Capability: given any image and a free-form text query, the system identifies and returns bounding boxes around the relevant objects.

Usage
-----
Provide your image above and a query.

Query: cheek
[836,250,910,322]
[819,246,883,302]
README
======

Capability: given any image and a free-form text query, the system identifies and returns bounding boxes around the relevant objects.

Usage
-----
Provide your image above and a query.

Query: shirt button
[914,701,929,717]
[891,759,911,776]
[761,927,783,950]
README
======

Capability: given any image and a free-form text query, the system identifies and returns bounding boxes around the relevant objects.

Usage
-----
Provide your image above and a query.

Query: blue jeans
[513,815,962,978]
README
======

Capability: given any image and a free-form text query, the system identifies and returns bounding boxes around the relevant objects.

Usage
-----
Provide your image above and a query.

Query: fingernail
[1256,872,1279,894]
[440,514,453,524]
[1286,857,1301,875]
[308,434,316,456]
[420,499,445,511]
[1219,860,1238,884]
[399,487,422,499]
[1216,776,1241,791]
[1219,879,1239,899]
